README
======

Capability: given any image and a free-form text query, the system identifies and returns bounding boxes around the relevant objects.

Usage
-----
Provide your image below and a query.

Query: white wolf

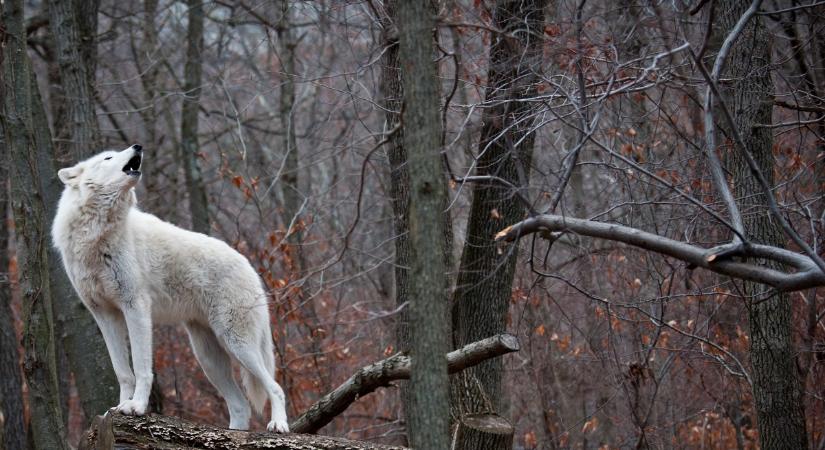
[51,145,289,432]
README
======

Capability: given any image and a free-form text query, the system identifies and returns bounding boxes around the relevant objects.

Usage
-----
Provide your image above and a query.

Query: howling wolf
[51,145,289,432]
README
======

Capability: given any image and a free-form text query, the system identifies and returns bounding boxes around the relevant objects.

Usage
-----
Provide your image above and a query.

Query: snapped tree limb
[291,334,520,434]
[495,215,825,292]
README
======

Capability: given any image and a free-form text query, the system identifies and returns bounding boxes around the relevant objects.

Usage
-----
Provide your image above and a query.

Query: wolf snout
[131,144,143,153]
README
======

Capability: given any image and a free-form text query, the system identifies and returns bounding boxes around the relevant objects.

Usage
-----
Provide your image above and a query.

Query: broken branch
[290,334,520,434]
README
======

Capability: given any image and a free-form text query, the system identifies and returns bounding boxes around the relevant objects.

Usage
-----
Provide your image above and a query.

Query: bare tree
[181,0,209,234]
[2,0,68,447]
[716,1,807,446]
[46,0,120,421]
[450,0,546,427]
[396,1,452,447]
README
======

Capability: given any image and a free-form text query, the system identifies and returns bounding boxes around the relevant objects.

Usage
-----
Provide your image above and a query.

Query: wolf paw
[114,399,147,416]
[267,419,289,433]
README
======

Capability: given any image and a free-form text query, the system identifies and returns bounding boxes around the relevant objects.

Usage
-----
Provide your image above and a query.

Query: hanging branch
[495,215,825,292]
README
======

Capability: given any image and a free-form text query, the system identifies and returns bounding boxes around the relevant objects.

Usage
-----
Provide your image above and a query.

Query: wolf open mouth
[123,154,142,176]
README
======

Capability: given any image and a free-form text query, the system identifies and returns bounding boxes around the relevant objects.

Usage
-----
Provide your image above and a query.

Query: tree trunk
[46,0,99,158]
[380,0,411,352]
[46,0,121,421]
[79,413,407,450]
[450,0,545,419]
[1,1,69,447]
[276,0,307,282]
[181,0,210,234]
[0,126,26,450]
[452,414,513,450]
[716,2,808,448]
[395,1,452,448]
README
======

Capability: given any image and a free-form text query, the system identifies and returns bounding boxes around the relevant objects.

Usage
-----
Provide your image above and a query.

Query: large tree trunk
[1,1,69,447]
[450,0,545,421]
[395,1,452,448]
[0,127,26,450]
[46,0,120,422]
[181,0,210,234]
[716,2,808,448]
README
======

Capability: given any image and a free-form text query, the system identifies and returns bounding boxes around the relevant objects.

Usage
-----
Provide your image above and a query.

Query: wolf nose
[132,144,143,153]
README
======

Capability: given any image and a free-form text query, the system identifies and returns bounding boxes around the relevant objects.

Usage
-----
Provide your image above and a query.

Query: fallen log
[78,413,407,450]
[79,334,520,448]
[291,333,520,433]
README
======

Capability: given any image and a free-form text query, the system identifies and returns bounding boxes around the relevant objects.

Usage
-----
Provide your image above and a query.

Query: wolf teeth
[122,155,142,173]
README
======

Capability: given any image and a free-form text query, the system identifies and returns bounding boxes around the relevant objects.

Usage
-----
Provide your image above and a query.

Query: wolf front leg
[91,306,135,404]
[118,297,153,415]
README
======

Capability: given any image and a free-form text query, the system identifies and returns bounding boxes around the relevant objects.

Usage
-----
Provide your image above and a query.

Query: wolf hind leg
[185,322,251,430]
[220,333,288,433]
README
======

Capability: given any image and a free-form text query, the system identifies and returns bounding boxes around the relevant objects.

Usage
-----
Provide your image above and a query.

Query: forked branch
[496,215,825,292]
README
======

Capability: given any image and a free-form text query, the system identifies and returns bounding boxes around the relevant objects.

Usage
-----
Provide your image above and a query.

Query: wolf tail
[241,330,275,415]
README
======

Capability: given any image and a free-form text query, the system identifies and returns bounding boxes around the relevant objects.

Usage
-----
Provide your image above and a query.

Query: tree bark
[451,414,513,450]
[78,413,407,450]
[395,1,452,447]
[291,334,519,434]
[181,0,210,234]
[450,0,545,423]
[46,0,99,158]
[380,0,411,355]
[1,1,69,447]
[716,2,808,448]
[0,124,26,450]
[46,0,121,422]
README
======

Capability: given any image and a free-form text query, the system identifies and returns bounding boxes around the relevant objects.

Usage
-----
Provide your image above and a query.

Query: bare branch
[496,215,824,292]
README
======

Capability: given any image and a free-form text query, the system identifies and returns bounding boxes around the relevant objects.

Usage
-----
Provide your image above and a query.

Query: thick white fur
[51,146,289,432]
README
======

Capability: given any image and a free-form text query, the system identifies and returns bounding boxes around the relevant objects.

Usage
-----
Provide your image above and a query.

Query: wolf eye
[104,157,112,160]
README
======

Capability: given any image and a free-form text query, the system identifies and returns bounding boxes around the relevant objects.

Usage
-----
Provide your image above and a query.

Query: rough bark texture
[451,414,513,450]
[716,2,808,448]
[181,0,210,234]
[0,125,26,450]
[46,0,121,421]
[46,0,99,158]
[396,1,452,448]
[451,0,545,418]
[380,0,411,354]
[291,334,519,434]
[78,413,407,450]
[1,1,69,447]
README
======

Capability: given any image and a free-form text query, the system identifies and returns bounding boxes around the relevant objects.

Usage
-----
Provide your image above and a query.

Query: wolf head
[58,144,143,193]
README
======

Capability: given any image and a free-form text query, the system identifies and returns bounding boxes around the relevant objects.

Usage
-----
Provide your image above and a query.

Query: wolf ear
[58,166,82,185]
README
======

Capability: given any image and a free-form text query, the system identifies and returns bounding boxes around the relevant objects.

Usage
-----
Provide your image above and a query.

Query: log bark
[291,334,519,434]
[78,413,406,450]
[451,414,513,450]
